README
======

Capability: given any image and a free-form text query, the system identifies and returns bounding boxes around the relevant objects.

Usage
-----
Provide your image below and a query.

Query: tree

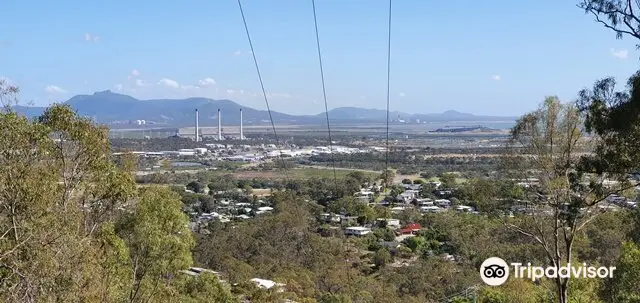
[503,96,633,303]
[379,170,395,189]
[579,0,640,48]
[115,187,195,302]
[401,178,412,184]
[606,242,640,302]
[0,102,138,302]
[440,173,457,189]
[177,272,237,303]
[419,171,434,179]
[576,73,640,175]
[346,171,369,185]
[186,181,204,193]
[0,84,231,302]
[373,248,393,267]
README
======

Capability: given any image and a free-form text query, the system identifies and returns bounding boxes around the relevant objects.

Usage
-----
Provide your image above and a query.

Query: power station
[218,108,222,140]
[183,108,245,141]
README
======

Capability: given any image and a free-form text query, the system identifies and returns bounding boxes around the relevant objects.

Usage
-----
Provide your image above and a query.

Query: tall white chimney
[218,108,222,140]
[195,109,199,142]
[240,108,244,140]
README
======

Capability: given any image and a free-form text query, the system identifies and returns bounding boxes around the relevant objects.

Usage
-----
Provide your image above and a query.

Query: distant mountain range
[14,90,517,127]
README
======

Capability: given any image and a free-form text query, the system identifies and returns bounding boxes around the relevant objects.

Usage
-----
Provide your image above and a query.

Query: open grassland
[232,167,378,180]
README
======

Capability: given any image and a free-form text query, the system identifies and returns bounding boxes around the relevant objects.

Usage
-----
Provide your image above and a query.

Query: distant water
[172,161,204,167]
[427,121,516,130]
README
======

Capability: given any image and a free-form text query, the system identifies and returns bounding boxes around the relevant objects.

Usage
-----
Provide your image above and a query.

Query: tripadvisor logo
[480,257,616,286]
[480,257,509,286]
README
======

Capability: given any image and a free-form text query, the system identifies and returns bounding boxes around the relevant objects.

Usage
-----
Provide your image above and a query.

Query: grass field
[232,167,378,181]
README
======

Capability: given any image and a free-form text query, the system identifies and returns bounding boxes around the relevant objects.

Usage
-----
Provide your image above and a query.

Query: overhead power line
[384,0,393,188]
[237,0,291,182]
[311,0,340,198]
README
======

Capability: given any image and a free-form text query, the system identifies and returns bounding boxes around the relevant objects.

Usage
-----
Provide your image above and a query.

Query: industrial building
[178,108,246,141]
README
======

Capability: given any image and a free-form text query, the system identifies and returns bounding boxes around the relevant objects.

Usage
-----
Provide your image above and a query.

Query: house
[455,205,474,212]
[420,206,445,213]
[390,206,408,214]
[356,189,375,198]
[428,181,442,188]
[250,278,285,291]
[355,189,375,202]
[257,206,274,212]
[376,218,401,228]
[396,190,419,203]
[402,184,423,191]
[436,190,453,197]
[435,199,451,208]
[320,213,342,223]
[416,198,434,206]
[344,226,372,236]
[340,216,359,224]
[179,267,221,278]
[399,223,421,235]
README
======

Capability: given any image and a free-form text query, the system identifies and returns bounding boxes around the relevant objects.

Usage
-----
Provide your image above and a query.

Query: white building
[377,218,401,228]
[344,226,371,236]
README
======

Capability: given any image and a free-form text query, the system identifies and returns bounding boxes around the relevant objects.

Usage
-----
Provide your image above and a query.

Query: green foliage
[379,169,395,188]
[186,180,205,193]
[374,248,393,267]
[177,273,237,303]
[0,102,233,302]
[440,173,457,188]
[116,187,195,302]
[606,242,640,302]
[577,72,640,175]
[403,236,426,252]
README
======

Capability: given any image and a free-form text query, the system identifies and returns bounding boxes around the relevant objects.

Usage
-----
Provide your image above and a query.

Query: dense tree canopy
[0,96,233,302]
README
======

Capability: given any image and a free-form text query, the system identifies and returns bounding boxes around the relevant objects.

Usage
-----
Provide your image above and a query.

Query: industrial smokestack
[218,108,222,140]
[240,108,243,140]
[195,109,199,142]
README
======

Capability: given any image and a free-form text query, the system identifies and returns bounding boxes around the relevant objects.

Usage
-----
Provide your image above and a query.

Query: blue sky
[1,0,638,116]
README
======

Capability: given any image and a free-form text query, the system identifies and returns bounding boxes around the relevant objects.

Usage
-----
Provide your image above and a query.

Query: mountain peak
[442,110,462,114]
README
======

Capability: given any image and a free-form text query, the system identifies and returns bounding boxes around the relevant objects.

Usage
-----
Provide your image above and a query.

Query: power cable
[384,0,393,189]
[237,0,291,184]
[311,0,340,199]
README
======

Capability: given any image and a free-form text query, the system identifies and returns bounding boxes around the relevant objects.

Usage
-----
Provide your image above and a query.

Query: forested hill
[13,90,516,126]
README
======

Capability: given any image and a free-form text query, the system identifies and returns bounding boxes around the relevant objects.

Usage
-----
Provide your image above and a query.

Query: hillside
[14,91,517,127]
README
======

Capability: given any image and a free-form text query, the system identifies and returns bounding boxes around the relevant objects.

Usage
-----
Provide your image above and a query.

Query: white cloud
[398,92,406,97]
[135,79,147,87]
[45,85,67,94]
[114,84,123,91]
[233,50,252,56]
[491,74,501,81]
[198,77,216,87]
[158,78,180,89]
[84,33,100,42]
[226,89,236,95]
[131,69,140,77]
[611,48,629,59]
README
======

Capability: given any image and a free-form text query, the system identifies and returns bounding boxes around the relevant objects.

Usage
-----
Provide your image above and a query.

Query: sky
[1,0,639,116]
